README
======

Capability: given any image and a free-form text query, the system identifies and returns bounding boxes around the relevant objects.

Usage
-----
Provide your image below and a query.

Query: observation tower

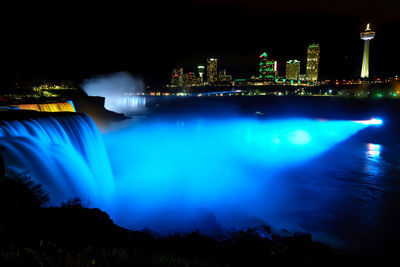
[360,23,375,79]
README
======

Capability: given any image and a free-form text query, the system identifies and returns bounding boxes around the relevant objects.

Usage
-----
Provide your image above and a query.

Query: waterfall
[0,112,373,234]
[12,101,76,112]
[104,95,146,115]
[0,113,113,206]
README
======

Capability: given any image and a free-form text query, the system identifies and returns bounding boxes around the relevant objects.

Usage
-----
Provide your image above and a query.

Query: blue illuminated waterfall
[104,95,146,115]
[0,113,373,234]
[0,114,114,206]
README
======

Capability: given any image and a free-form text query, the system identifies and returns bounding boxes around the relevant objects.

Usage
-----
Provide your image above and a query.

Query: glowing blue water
[102,118,369,232]
[0,114,371,236]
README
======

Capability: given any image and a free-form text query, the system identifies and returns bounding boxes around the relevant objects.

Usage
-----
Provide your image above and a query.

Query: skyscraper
[207,58,218,83]
[286,60,300,81]
[306,44,320,82]
[274,61,278,78]
[198,65,205,84]
[171,68,179,86]
[360,23,375,79]
[259,52,275,80]
[178,68,184,87]
[183,72,198,87]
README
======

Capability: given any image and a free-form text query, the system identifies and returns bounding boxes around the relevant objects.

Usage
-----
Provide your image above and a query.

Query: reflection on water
[365,143,382,176]
[277,138,400,255]
[367,143,381,158]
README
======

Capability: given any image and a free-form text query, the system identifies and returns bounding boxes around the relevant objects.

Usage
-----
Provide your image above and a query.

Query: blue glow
[0,115,373,234]
[287,129,311,145]
[81,71,146,115]
[104,95,146,114]
[0,114,114,205]
[102,118,369,231]
[354,118,383,126]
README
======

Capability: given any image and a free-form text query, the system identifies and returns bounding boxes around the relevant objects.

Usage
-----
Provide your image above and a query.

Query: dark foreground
[0,168,387,267]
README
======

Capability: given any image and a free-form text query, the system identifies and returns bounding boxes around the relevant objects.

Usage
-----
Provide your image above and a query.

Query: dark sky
[1,0,399,86]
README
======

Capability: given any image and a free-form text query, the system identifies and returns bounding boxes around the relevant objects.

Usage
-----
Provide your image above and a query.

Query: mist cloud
[82,72,145,97]
[81,72,146,114]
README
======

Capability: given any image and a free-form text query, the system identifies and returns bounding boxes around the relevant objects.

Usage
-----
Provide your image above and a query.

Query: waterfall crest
[0,113,113,206]
[12,102,76,112]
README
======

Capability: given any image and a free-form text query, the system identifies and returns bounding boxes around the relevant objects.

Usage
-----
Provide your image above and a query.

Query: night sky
[1,0,399,87]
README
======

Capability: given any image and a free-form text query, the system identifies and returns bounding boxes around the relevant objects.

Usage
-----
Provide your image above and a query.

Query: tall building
[274,61,278,78]
[218,69,232,82]
[306,44,320,82]
[198,65,205,84]
[360,23,375,79]
[207,58,218,83]
[286,60,301,81]
[171,68,179,86]
[183,72,198,87]
[259,52,275,80]
[178,68,184,87]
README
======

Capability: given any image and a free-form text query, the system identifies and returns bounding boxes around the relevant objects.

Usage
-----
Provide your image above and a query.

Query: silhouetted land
[0,157,387,267]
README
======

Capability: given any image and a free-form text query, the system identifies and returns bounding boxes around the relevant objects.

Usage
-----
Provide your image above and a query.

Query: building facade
[198,65,205,84]
[207,58,218,83]
[178,68,184,87]
[286,60,301,81]
[306,44,320,82]
[259,52,276,80]
[183,72,197,87]
[171,68,179,86]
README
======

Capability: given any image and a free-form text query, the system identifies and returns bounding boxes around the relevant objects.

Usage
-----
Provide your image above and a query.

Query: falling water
[12,102,76,112]
[0,113,113,206]
[0,113,373,235]
[104,95,146,115]
[81,71,146,115]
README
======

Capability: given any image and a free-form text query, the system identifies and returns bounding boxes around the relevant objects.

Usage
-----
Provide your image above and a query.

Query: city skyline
[168,44,321,87]
[0,1,399,89]
[164,21,392,87]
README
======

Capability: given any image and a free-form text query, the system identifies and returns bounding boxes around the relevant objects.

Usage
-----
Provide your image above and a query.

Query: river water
[263,137,400,254]
[119,96,400,255]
